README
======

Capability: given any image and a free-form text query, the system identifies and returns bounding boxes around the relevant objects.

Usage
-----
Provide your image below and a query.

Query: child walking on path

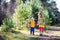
[38,12,45,36]
[28,17,35,35]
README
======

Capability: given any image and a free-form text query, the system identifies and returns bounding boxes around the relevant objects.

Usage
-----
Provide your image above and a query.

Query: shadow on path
[31,35,60,40]
[0,35,4,40]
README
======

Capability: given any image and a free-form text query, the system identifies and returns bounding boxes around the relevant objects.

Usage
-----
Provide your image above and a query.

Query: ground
[19,26,60,40]
[0,26,60,40]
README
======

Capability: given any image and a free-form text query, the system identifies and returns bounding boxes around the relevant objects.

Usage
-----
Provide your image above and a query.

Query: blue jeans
[30,27,34,35]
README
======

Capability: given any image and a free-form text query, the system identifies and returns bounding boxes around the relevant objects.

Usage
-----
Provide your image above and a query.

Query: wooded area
[0,0,60,40]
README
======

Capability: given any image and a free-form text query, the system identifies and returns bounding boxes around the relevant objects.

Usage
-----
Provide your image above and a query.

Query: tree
[29,0,50,24]
[16,0,22,5]
[13,1,32,30]
[41,0,59,25]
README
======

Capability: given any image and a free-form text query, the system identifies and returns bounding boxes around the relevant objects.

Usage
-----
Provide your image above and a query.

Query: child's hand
[37,24,38,26]
[28,23,30,27]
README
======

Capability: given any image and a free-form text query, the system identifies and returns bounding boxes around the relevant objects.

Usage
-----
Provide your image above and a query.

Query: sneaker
[32,33,35,35]
[39,34,43,36]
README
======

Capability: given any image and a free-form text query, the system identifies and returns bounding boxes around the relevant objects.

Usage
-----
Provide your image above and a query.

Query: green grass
[0,31,37,40]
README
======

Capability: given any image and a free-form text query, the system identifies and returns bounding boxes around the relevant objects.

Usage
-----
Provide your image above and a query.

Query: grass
[0,31,37,40]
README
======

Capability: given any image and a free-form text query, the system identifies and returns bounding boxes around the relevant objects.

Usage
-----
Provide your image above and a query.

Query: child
[38,12,45,36]
[29,17,35,35]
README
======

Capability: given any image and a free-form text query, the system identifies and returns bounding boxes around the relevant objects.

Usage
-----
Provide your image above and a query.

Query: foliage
[13,1,32,30]
[11,0,59,31]
[16,0,22,5]
[13,0,52,29]
[32,5,39,22]
[42,9,50,25]
[1,14,14,32]
[31,0,41,22]
[41,0,58,25]
[46,2,58,25]
[28,0,50,24]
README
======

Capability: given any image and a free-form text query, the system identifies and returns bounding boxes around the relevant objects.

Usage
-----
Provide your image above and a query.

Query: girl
[38,12,45,36]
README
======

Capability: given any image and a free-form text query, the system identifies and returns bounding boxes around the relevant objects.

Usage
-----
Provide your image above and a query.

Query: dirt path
[20,30,60,40]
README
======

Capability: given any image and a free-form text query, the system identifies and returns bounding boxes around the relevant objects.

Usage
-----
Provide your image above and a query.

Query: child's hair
[39,13,43,18]
[31,17,34,20]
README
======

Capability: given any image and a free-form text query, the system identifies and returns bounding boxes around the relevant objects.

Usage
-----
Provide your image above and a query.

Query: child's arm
[28,21,31,28]
[43,18,46,27]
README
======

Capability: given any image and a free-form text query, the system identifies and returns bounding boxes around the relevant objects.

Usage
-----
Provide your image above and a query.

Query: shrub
[1,14,14,32]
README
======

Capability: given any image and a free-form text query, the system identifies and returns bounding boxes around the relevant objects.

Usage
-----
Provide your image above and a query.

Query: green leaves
[1,14,14,32]
[16,0,22,5]
[13,1,32,29]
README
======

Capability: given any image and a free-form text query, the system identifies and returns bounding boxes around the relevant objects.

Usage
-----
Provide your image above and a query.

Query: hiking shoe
[39,34,43,36]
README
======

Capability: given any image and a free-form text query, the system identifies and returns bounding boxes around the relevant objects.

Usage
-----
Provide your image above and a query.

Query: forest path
[20,28,60,40]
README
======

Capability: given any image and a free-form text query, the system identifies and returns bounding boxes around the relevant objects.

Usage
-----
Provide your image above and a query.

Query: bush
[13,1,32,30]
[1,14,14,32]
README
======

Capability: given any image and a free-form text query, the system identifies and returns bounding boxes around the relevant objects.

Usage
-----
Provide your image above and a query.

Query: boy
[29,17,35,35]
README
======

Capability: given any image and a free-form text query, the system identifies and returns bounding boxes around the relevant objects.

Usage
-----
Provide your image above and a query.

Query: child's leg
[39,27,44,36]
[32,28,34,35]
[30,27,32,34]
[40,27,44,32]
